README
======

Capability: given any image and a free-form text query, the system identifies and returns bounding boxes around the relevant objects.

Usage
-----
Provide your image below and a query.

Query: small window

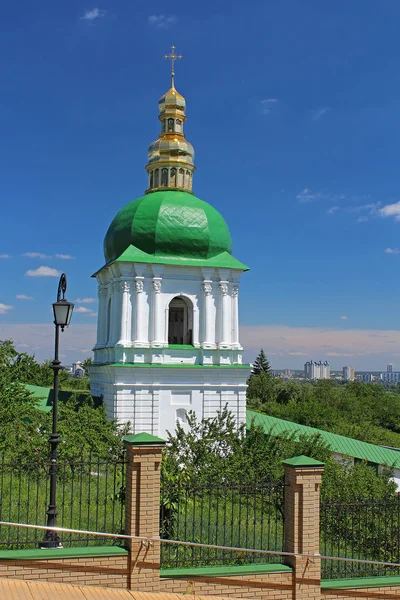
[176,409,187,423]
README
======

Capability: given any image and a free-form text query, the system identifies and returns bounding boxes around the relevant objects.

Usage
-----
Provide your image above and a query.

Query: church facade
[89,50,249,437]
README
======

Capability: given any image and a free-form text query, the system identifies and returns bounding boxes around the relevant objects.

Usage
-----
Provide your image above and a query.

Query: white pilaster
[96,285,108,347]
[231,284,240,348]
[109,281,120,346]
[134,277,147,345]
[151,277,163,345]
[219,281,231,348]
[117,280,132,345]
[202,281,215,348]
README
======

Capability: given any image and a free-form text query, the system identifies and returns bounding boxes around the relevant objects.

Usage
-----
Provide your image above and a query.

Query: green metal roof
[123,432,166,445]
[25,384,53,412]
[247,410,400,469]
[103,190,240,265]
[282,455,324,469]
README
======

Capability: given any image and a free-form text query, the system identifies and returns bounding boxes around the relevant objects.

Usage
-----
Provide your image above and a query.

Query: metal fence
[160,479,285,569]
[0,452,127,549]
[321,496,400,579]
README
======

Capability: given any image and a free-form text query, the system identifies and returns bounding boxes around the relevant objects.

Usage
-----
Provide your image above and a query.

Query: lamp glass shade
[53,300,74,327]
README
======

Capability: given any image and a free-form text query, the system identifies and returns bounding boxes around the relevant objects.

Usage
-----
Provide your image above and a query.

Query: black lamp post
[40,273,74,549]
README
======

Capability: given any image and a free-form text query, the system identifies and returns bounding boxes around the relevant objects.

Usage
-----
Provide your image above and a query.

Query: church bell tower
[89,47,249,437]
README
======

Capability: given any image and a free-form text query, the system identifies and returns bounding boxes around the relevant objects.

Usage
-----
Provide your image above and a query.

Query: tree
[82,357,93,377]
[250,349,271,376]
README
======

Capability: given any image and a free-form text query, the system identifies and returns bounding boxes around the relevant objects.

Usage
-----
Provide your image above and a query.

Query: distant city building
[343,366,355,381]
[304,361,330,380]
[387,364,393,373]
[283,369,292,379]
[72,361,85,378]
[360,373,374,382]
[380,372,400,383]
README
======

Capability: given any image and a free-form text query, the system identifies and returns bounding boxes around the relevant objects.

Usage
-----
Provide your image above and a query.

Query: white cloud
[74,307,97,317]
[148,15,177,28]
[357,216,369,223]
[239,324,400,369]
[16,295,34,300]
[296,188,322,203]
[340,316,348,320]
[0,304,13,314]
[327,206,340,215]
[23,252,51,259]
[0,254,10,259]
[75,297,96,303]
[380,201,400,220]
[25,266,61,277]
[74,306,94,314]
[56,254,75,260]
[260,98,279,115]
[3,321,400,369]
[313,107,331,121]
[385,248,400,254]
[297,188,346,204]
[80,8,107,21]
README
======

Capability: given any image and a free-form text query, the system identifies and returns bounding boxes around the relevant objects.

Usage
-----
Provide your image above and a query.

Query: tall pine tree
[251,349,271,376]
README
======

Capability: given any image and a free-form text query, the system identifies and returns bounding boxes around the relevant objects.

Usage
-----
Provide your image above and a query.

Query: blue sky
[1,0,400,369]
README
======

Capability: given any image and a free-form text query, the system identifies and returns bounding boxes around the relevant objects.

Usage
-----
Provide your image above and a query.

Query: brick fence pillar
[123,432,166,592]
[282,455,324,600]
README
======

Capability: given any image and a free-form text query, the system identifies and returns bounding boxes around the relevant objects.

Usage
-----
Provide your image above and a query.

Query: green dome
[104,190,233,264]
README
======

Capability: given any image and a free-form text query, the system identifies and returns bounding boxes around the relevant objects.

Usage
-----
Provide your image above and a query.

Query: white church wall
[89,364,248,438]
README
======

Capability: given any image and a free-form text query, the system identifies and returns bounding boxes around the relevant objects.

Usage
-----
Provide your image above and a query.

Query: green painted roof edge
[92,362,250,369]
[0,546,128,561]
[123,432,166,445]
[161,563,292,578]
[247,410,400,469]
[168,344,195,349]
[282,455,325,468]
[92,244,249,277]
[321,575,400,589]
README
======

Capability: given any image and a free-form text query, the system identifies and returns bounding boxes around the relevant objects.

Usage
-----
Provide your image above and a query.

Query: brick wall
[161,571,293,598]
[322,585,400,599]
[0,554,128,588]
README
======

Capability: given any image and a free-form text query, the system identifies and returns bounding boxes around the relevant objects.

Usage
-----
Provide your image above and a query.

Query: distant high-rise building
[343,366,355,381]
[361,373,374,382]
[387,364,393,373]
[380,372,400,383]
[304,361,330,380]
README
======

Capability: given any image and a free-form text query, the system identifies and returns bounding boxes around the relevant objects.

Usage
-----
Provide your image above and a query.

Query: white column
[219,281,231,347]
[202,281,214,346]
[134,277,146,344]
[96,285,108,347]
[117,281,132,345]
[192,307,199,346]
[109,281,120,345]
[232,284,239,347]
[151,278,163,344]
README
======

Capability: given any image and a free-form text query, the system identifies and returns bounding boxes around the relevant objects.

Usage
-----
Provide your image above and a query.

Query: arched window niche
[168,296,193,345]
[176,408,187,424]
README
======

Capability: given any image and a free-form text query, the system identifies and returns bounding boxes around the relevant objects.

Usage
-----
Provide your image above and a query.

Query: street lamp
[40,273,74,549]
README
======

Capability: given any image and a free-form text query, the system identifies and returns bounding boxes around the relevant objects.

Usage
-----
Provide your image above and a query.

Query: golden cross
[164,45,182,82]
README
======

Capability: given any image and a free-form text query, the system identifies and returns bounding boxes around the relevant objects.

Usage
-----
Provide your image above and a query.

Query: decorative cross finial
[164,45,182,85]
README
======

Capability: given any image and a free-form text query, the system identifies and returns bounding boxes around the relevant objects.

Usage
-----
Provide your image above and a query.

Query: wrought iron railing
[321,496,400,579]
[160,478,285,568]
[0,452,127,549]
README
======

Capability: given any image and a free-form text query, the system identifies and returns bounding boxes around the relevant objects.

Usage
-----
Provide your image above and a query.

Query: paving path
[0,579,227,600]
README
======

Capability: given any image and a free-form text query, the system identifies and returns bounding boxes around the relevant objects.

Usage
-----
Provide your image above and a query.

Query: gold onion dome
[145,46,195,194]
